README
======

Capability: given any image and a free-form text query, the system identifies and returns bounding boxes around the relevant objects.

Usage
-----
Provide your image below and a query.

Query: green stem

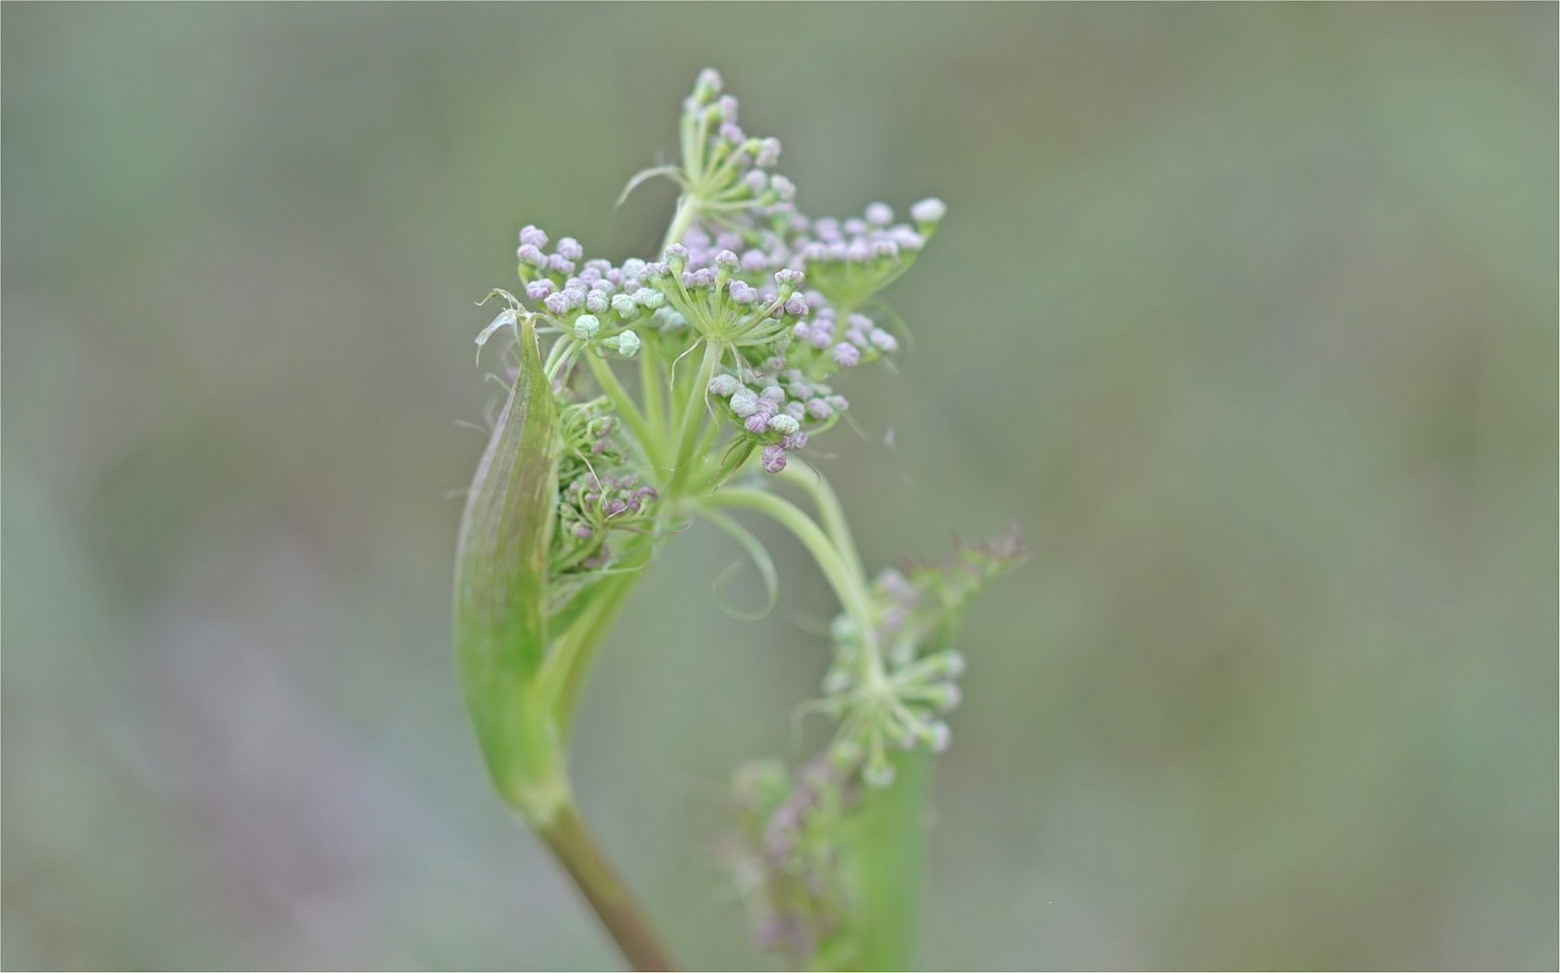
[666,340,721,496]
[775,460,865,580]
[584,352,659,467]
[838,749,929,971]
[536,798,679,972]
[663,195,699,251]
[702,487,887,689]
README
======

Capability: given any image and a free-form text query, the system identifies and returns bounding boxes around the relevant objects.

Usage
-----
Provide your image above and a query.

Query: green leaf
[453,314,566,816]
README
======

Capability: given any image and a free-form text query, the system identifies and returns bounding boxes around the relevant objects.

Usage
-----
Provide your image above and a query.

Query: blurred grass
[3,4,1555,970]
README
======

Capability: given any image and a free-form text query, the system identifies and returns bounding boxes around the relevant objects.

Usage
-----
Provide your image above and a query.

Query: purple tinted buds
[832,343,861,367]
[769,174,795,201]
[708,374,740,397]
[755,137,781,168]
[715,249,740,272]
[664,243,689,272]
[525,279,555,301]
[865,202,894,225]
[544,292,570,315]
[774,267,805,290]
[518,225,548,248]
[693,68,722,104]
[547,254,576,274]
[783,296,808,317]
[585,290,609,314]
[761,444,788,474]
[556,237,584,261]
[517,244,547,268]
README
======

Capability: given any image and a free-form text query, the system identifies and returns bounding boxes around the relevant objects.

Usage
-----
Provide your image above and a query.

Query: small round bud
[632,287,665,309]
[870,328,899,352]
[547,254,576,275]
[783,296,809,317]
[715,249,740,271]
[517,244,547,268]
[525,279,555,301]
[573,315,601,339]
[611,293,638,317]
[761,444,787,474]
[865,202,894,226]
[910,197,947,224]
[832,343,861,368]
[585,290,609,314]
[708,374,740,397]
[755,137,781,168]
[927,721,951,753]
[518,225,549,248]
[663,243,688,272]
[693,68,722,102]
[556,237,584,261]
[769,174,796,201]
[729,387,760,418]
[928,683,962,712]
[544,292,570,316]
[768,414,800,435]
[614,330,640,357]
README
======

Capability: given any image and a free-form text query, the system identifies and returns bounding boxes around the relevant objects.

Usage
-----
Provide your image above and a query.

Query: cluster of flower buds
[515,225,657,359]
[816,528,1029,787]
[553,471,659,573]
[486,71,948,484]
[680,68,795,214]
[728,757,851,964]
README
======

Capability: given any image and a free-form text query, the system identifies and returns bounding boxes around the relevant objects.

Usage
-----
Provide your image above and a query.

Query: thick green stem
[536,799,679,972]
[837,749,929,971]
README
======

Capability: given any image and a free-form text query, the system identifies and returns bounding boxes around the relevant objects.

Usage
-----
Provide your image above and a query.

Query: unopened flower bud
[761,444,787,474]
[910,197,947,224]
[768,414,800,435]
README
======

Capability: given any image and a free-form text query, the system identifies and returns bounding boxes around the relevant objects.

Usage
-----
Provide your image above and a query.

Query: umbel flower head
[482,67,946,485]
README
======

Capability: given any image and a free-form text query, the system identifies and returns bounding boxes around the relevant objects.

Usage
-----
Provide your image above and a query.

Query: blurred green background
[4,4,1555,970]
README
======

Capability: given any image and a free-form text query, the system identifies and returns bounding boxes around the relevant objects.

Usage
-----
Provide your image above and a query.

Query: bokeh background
[4,4,1555,970]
